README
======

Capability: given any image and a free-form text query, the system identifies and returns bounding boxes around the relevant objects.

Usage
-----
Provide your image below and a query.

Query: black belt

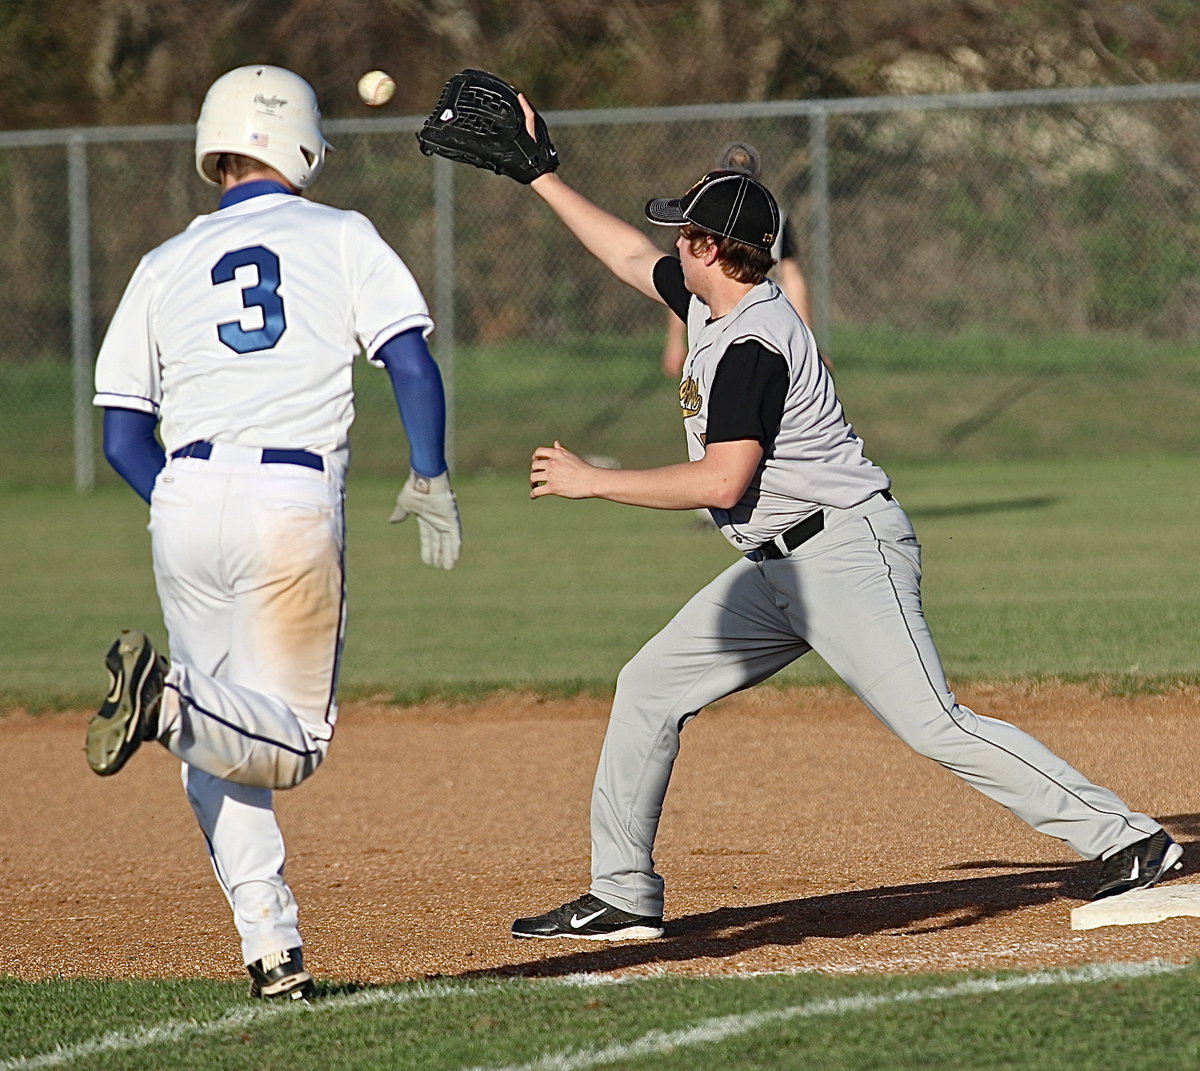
[757,489,893,560]
[171,440,324,472]
[759,511,825,559]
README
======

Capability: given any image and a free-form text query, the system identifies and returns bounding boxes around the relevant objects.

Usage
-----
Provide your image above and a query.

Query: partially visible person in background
[661,141,813,379]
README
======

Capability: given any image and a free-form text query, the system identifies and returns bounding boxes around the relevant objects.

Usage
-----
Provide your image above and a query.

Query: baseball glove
[416,69,559,184]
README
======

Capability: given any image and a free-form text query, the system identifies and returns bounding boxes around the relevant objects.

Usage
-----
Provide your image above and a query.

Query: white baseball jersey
[92,186,437,968]
[93,193,432,465]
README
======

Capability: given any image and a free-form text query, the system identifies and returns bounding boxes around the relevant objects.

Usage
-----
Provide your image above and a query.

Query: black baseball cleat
[512,893,664,941]
[247,947,314,1001]
[1092,830,1183,901]
[86,630,167,776]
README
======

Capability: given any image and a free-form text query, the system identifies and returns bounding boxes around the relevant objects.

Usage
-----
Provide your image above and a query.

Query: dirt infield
[1,682,1197,985]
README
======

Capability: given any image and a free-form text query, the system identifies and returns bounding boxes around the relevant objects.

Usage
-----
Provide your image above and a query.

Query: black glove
[416,69,559,184]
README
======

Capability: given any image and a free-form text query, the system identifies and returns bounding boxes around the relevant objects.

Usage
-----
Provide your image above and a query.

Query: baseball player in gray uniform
[661,141,811,380]
[86,65,461,996]
[506,98,1181,940]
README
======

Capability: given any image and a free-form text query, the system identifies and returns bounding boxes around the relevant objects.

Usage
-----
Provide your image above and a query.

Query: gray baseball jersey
[679,277,886,549]
[585,256,1162,918]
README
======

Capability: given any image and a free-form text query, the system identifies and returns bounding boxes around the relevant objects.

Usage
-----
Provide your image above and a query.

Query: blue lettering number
[211,246,286,353]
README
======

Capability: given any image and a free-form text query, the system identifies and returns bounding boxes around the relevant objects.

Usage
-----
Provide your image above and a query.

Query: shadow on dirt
[453,822,1197,981]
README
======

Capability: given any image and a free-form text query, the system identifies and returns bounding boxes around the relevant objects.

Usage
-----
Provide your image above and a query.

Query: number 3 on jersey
[212,245,286,353]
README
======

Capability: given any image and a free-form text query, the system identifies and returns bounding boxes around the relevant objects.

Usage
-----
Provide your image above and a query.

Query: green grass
[1,960,1196,1070]
[4,393,1199,1068]
[301,323,1200,472]
[2,453,1199,709]
[9,323,1200,489]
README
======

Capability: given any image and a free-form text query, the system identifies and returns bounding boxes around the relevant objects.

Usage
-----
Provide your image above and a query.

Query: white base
[1071,884,1200,930]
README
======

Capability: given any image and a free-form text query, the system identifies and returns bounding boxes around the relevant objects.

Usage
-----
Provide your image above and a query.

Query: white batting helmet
[195,65,331,189]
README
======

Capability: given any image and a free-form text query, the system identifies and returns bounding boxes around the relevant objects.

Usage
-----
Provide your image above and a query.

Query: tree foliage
[3,0,1200,131]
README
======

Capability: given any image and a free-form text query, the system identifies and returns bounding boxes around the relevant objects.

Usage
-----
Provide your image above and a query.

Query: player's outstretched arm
[527,172,664,302]
[521,99,665,304]
[416,71,663,302]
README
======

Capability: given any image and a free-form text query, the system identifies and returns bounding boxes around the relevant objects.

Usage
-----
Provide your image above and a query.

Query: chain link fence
[4,81,1200,490]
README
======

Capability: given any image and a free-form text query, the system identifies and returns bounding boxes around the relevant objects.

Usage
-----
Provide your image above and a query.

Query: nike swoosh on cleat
[570,907,608,928]
[105,668,123,706]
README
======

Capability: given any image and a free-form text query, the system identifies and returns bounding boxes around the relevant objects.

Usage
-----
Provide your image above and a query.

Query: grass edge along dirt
[1,959,1197,1071]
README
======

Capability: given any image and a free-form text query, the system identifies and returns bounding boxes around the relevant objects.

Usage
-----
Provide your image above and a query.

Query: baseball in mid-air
[357,70,395,107]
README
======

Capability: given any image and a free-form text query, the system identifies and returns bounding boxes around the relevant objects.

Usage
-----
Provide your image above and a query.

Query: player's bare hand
[530,441,596,500]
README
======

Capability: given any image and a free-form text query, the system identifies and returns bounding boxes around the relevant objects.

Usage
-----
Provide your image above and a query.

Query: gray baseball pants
[590,493,1160,917]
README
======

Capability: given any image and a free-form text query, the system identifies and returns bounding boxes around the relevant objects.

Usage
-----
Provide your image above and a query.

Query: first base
[1071,884,1200,930]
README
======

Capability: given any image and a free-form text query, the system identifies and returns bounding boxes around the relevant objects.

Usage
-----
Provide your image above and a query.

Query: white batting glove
[389,470,462,570]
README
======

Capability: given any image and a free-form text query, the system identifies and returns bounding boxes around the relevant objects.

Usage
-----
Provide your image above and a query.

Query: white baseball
[357,70,395,107]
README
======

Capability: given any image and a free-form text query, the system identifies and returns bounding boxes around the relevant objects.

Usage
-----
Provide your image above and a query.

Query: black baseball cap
[645,170,780,251]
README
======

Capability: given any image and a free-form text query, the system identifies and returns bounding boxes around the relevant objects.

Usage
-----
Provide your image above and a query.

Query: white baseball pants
[589,492,1161,917]
[148,445,346,963]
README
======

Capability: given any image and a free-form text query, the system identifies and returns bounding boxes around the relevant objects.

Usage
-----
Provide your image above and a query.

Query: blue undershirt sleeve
[103,407,166,504]
[376,328,449,478]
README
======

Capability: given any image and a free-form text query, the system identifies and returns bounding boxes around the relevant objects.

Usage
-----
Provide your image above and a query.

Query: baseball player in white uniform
[506,97,1182,940]
[86,66,461,998]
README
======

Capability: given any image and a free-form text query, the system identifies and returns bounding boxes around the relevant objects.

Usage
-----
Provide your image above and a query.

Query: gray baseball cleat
[512,892,664,940]
[1092,830,1183,900]
[86,630,167,776]
[247,947,314,1001]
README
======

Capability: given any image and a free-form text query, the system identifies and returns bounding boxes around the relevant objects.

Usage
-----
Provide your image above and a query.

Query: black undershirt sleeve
[652,256,691,321]
[648,252,788,449]
[777,218,796,262]
[706,341,788,448]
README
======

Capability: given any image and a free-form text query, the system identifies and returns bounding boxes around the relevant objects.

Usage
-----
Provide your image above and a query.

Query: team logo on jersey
[679,376,702,418]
